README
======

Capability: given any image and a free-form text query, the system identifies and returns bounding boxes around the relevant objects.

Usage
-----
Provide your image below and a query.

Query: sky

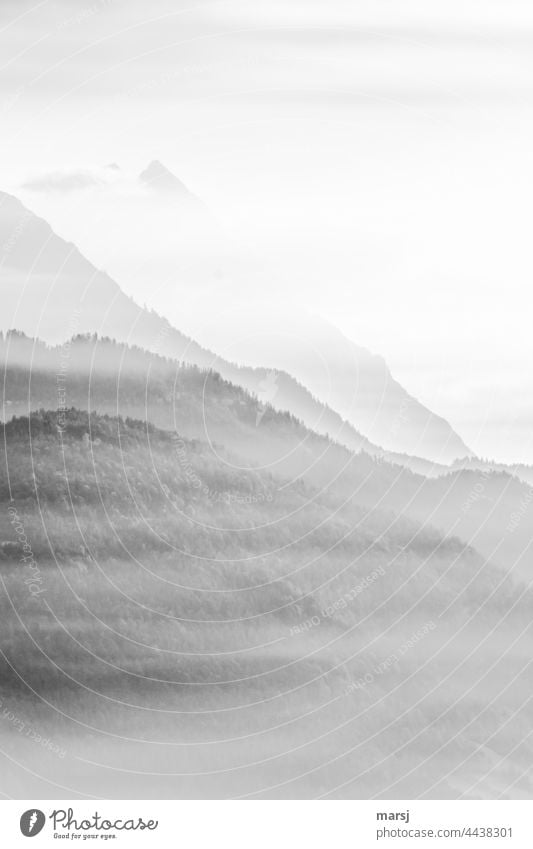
[1,0,533,462]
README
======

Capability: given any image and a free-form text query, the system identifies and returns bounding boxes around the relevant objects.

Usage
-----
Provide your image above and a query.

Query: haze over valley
[1,0,532,803]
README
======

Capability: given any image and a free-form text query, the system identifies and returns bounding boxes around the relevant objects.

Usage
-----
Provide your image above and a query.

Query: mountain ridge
[1,331,532,580]
[0,189,469,466]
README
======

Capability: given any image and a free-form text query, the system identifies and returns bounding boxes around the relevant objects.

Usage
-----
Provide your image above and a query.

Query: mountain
[0,191,438,469]
[138,159,211,219]
[1,406,531,798]
[12,171,474,468]
[0,190,469,470]
[10,177,472,465]
[1,332,532,582]
[139,159,199,199]
[200,312,473,465]
[0,190,373,453]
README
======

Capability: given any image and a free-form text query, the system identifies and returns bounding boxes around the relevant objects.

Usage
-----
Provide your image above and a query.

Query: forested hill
[1,335,532,579]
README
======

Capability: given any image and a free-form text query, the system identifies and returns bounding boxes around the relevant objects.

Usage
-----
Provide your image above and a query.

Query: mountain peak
[139,160,190,195]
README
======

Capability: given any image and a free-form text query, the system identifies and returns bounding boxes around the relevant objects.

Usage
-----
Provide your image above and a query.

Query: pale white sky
[1,0,533,461]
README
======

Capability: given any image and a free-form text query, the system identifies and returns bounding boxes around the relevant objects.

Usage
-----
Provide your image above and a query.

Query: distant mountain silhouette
[11,174,473,465]
[210,313,473,465]
[0,190,468,467]
[139,159,197,197]
[0,191,409,465]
